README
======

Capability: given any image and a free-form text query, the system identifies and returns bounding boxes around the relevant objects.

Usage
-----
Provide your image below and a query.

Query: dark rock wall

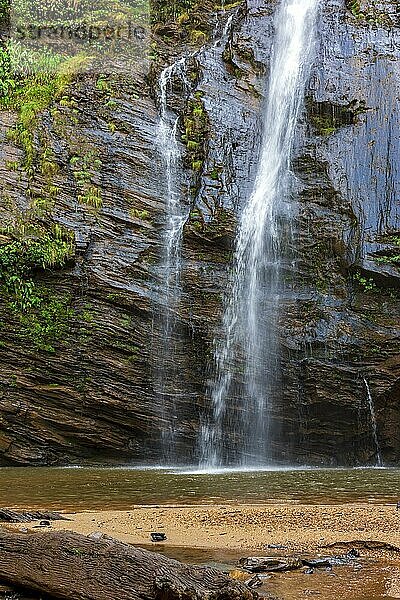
[0,0,398,466]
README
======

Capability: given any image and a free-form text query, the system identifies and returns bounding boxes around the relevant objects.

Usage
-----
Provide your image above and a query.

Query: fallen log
[239,556,302,573]
[0,531,256,600]
[0,509,70,523]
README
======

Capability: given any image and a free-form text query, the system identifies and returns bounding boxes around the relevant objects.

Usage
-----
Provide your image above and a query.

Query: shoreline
[5,502,400,555]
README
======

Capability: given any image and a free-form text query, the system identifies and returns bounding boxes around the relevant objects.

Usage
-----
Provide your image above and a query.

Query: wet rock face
[0,0,399,466]
[282,0,400,465]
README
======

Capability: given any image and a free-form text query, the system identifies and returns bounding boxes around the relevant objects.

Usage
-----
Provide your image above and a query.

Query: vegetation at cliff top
[0,42,88,176]
[151,0,241,44]
[9,0,149,27]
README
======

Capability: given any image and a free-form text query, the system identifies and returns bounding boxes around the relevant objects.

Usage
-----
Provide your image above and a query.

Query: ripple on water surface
[0,466,399,510]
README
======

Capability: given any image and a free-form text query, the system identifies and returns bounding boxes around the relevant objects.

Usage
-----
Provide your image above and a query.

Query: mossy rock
[184,206,236,248]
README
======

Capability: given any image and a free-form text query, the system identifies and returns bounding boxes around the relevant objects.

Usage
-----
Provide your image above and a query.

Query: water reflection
[0,467,399,510]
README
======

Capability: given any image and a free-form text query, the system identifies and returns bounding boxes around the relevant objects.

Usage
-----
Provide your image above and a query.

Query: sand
[6,502,400,553]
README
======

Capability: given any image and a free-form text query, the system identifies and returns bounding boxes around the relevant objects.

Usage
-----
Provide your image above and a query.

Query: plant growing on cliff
[347,0,362,18]
[70,151,103,210]
[374,254,400,266]
[0,223,74,310]
[0,42,87,176]
[19,291,75,353]
[151,0,221,46]
[0,222,75,351]
[353,271,377,293]
[371,235,400,268]
[182,91,209,173]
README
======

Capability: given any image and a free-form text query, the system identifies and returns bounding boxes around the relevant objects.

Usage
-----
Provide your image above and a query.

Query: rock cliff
[0,0,398,466]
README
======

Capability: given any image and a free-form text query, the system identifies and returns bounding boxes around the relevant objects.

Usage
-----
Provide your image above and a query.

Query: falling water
[213,13,234,48]
[201,0,320,467]
[158,59,191,328]
[363,377,383,467]
[156,59,191,459]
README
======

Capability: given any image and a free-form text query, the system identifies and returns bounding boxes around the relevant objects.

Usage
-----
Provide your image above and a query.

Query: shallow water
[0,466,399,510]
[143,544,400,600]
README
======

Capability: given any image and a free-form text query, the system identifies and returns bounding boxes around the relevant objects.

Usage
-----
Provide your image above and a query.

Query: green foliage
[354,272,377,293]
[151,0,213,45]
[78,186,103,209]
[0,0,8,21]
[189,29,207,44]
[191,160,203,171]
[213,0,241,9]
[0,42,87,176]
[130,208,150,221]
[0,222,75,352]
[182,92,209,174]
[0,223,74,312]
[209,165,223,181]
[70,151,103,210]
[374,254,400,266]
[5,160,19,171]
[19,291,74,353]
[347,0,361,17]
[346,0,393,26]
[96,76,113,93]
[187,206,235,241]
[309,115,337,136]
[151,0,199,24]
[372,234,400,267]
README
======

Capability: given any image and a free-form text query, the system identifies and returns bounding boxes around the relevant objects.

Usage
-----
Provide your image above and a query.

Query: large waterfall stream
[201,0,320,467]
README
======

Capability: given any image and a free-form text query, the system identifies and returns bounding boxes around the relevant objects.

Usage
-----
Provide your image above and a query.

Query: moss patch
[182,91,209,173]
[345,0,394,26]
[307,99,369,136]
[151,0,216,45]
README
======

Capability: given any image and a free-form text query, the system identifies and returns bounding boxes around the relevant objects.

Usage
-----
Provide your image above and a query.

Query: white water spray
[201,0,320,467]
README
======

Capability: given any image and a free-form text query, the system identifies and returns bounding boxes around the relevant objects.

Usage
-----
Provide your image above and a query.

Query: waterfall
[363,377,383,467]
[158,59,190,332]
[156,59,191,460]
[213,13,234,48]
[201,0,320,467]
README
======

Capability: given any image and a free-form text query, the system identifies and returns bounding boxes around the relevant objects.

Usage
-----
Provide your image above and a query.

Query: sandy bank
[6,503,400,553]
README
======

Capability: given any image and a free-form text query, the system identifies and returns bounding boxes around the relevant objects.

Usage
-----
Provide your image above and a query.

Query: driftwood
[302,558,332,569]
[239,556,302,573]
[0,531,256,600]
[0,509,70,523]
[303,548,360,569]
[323,540,400,553]
[240,549,360,574]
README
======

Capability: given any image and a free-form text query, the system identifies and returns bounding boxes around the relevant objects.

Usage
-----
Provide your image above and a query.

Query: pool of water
[143,544,400,600]
[0,466,399,510]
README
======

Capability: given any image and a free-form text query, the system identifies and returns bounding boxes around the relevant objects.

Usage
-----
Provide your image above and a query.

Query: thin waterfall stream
[155,15,241,462]
[156,59,191,459]
[363,377,383,467]
[200,0,320,468]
